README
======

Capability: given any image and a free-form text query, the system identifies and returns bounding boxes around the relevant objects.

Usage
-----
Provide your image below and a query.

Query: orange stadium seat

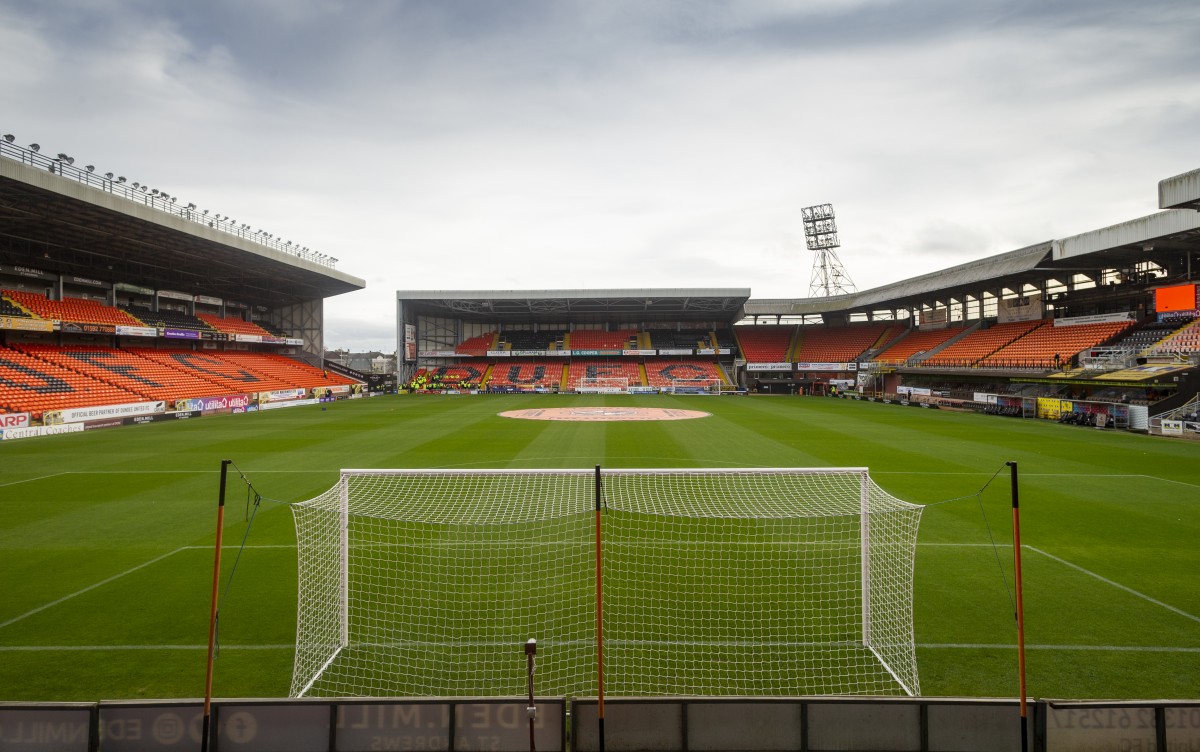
[979,319,1135,368]
[734,326,794,362]
[792,323,897,364]
[486,360,565,390]
[565,359,642,389]
[921,320,1043,368]
[873,325,970,365]
[195,313,273,336]
[567,330,639,350]
[643,359,725,388]
[456,332,497,356]
[4,290,143,327]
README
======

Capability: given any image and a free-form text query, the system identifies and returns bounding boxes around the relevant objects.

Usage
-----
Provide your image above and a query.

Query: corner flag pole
[201,459,231,752]
[594,464,606,752]
[1007,461,1029,752]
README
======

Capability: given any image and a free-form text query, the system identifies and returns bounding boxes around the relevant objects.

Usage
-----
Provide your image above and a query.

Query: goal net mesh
[290,468,922,699]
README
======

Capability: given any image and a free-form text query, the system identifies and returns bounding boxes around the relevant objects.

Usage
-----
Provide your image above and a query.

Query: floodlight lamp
[187,203,196,210]
[117,176,126,183]
[104,172,113,179]
[86,165,95,172]
[151,189,159,195]
[29,143,39,152]
[132,182,140,189]
[202,209,209,215]
[2,134,14,143]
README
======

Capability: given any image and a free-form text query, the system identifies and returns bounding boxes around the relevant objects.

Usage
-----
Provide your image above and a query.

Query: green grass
[1,393,1198,701]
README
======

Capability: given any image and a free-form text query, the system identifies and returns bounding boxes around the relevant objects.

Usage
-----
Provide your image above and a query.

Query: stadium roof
[1159,167,1200,212]
[0,155,364,308]
[397,288,752,324]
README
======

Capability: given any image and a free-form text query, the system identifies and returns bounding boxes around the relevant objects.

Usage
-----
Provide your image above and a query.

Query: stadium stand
[255,321,291,337]
[498,330,566,351]
[643,359,726,389]
[734,326,794,362]
[566,359,643,388]
[647,329,714,349]
[4,290,142,326]
[0,344,148,418]
[713,328,736,351]
[1,292,33,318]
[921,320,1043,368]
[486,360,565,391]
[979,319,1135,369]
[455,332,496,356]
[1150,318,1200,355]
[567,329,639,350]
[792,323,898,364]
[120,305,214,331]
[873,325,970,365]
[196,313,273,336]
[1108,320,1187,354]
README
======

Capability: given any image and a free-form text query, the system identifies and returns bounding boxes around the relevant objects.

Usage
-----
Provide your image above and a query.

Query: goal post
[667,378,722,394]
[290,467,923,699]
[576,376,630,394]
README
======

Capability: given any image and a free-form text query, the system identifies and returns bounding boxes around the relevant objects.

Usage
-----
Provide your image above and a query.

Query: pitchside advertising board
[0,700,567,751]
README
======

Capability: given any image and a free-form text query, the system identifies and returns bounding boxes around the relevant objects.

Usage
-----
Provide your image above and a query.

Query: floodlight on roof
[29,143,40,152]
[117,176,126,183]
[2,134,14,143]
[104,172,113,179]
[86,165,95,172]
[187,203,196,210]
[151,189,159,195]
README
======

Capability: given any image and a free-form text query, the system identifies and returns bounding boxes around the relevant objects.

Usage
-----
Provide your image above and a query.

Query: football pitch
[1,393,1198,702]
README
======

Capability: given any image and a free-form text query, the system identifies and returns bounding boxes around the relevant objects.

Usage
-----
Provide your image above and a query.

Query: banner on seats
[43,401,167,425]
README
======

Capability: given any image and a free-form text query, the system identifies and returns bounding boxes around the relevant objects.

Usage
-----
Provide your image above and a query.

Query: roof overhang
[0,156,364,308]
[397,288,752,324]
[1159,168,1200,211]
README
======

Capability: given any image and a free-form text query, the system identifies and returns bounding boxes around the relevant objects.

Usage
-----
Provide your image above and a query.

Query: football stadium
[1,140,1199,751]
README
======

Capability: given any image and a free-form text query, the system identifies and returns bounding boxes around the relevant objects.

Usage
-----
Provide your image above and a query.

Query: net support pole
[525,639,537,752]
[594,464,606,752]
[201,459,231,752]
[1007,461,1029,752]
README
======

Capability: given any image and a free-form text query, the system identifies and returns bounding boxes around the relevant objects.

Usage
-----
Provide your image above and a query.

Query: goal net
[666,378,722,394]
[576,376,630,393]
[290,468,923,699]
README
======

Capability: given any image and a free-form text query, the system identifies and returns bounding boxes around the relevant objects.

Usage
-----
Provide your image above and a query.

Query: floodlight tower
[803,203,857,297]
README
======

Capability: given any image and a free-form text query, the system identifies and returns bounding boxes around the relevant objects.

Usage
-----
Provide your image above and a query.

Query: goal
[666,378,723,394]
[289,468,923,699]
[576,376,629,393]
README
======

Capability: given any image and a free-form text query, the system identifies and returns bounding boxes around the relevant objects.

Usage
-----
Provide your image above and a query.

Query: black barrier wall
[1,697,1198,752]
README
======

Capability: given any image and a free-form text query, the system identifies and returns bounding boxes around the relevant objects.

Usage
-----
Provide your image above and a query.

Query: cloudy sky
[3,0,1198,351]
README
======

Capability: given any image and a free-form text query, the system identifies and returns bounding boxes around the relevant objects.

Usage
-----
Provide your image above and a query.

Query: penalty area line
[0,548,187,631]
[0,472,71,489]
[1028,546,1200,625]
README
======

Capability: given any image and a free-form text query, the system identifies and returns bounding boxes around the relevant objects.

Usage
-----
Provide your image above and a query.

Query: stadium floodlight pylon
[290,467,923,699]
